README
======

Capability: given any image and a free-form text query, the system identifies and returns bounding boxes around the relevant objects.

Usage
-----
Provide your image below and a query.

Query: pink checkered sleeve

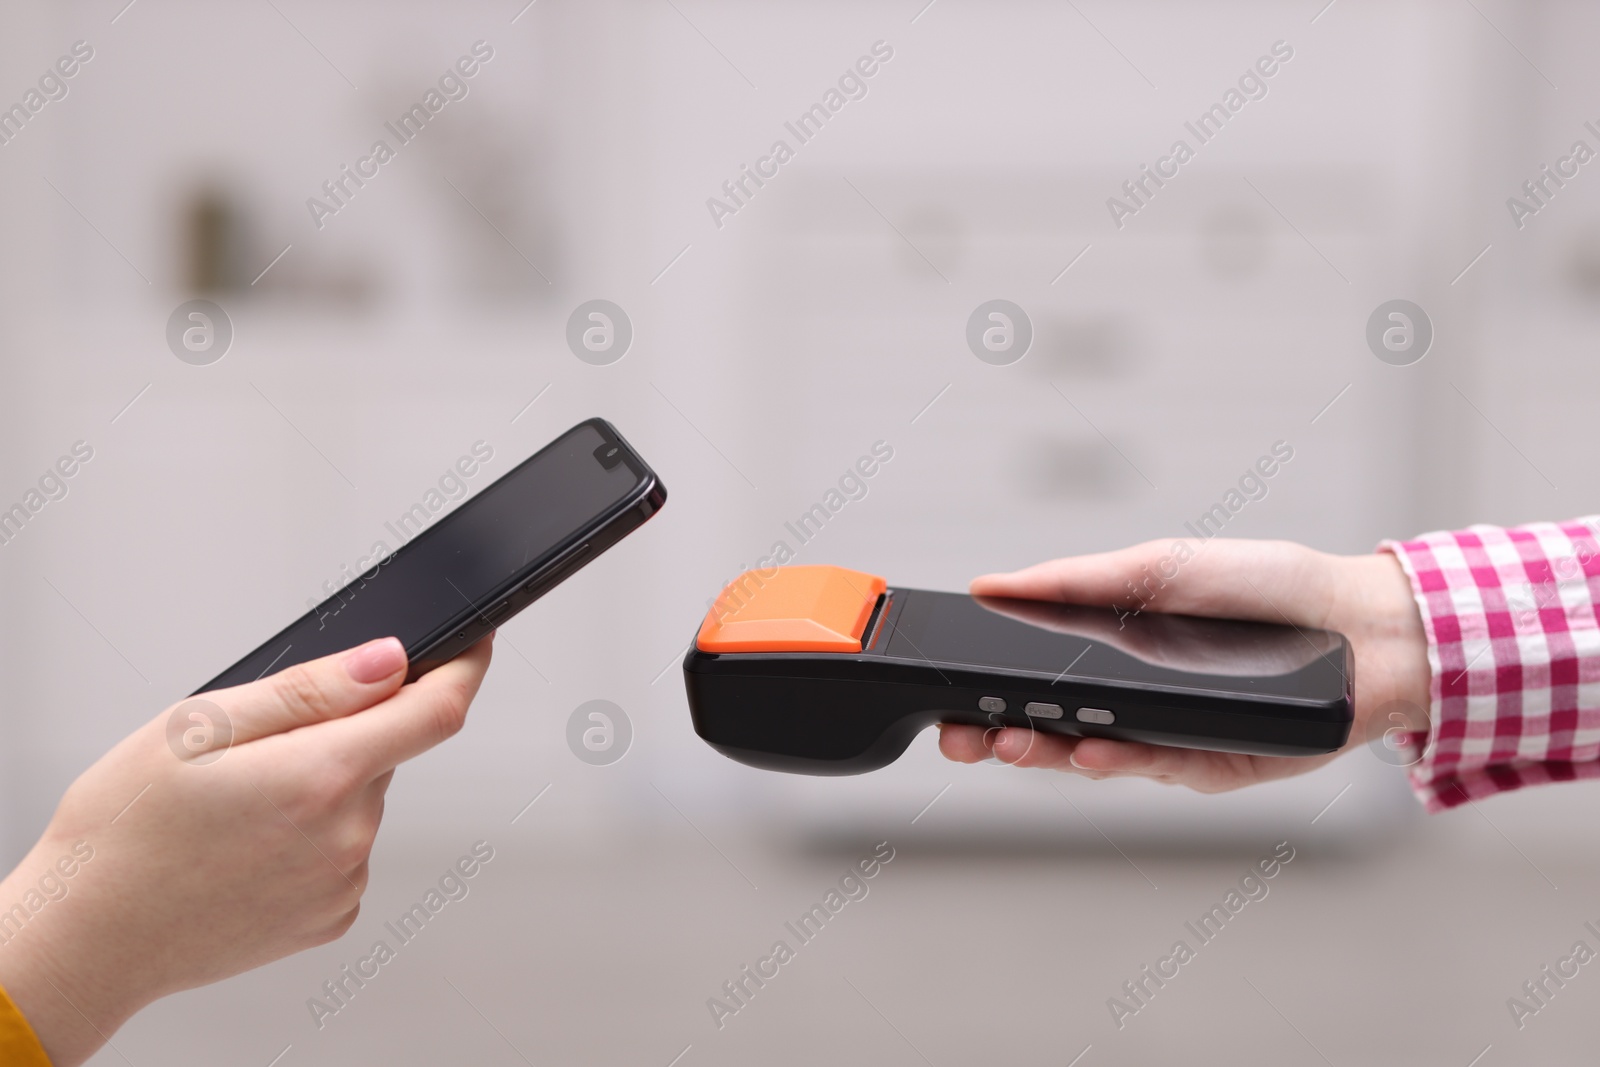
[1378,517,1600,812]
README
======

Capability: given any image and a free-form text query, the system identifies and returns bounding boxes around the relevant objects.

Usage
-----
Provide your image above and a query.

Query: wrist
[1335,551,1432,747]
[0,838,146,1067]
[1365,551,1432,705]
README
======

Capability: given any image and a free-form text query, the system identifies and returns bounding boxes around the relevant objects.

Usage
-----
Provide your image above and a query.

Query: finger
[311,635,494,780]
[937,724,994,763]
[942,723,1226,788]
[311,903,363,948]
[1068,736,1196,779]
[206,638,409,745]
[979,728,1180,784]
[981,728,1179,780]
[345,858,371,894]
[971,538,1334,626]
[989,728,1080,770]
[358,771,392,820]
[1070,736,1279,793]
[355,772,391,846]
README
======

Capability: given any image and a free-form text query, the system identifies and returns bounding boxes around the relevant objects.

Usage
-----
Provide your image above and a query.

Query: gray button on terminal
[1024,702,1064,719]
[1076,707,1115,725]
[978,696,1007,714]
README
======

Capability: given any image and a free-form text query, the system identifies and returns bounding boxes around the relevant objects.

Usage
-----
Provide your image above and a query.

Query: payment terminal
[682,565,1353,775]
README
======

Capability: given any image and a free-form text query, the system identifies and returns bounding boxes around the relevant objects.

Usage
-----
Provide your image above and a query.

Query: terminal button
[1024,702,1064,719]
[695,565,888,653]
[1076,707,1116,725]
[978,696,1006,714]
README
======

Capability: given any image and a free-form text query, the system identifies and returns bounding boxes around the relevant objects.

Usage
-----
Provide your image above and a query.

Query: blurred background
[3,0,1600,1063]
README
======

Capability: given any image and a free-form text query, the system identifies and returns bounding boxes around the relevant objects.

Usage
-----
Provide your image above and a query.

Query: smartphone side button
[484,601,513,624]
[1024,702,1064,719]
[1076,707,1115,725]
[524,543,592,592]
[977,696,1007,714]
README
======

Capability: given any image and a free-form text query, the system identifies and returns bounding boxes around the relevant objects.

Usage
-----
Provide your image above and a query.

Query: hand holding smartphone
[195,418,665,693]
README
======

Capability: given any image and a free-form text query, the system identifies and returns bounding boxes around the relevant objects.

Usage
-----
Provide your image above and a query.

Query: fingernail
[346,637,406,683]
[1069,750,1087,769]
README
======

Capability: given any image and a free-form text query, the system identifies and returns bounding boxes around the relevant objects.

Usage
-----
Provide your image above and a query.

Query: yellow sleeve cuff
[0,981,52,1067]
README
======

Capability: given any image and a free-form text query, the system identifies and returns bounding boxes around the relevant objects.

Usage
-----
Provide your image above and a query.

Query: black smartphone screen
[885,590,1346,700]
[197,420,655,691]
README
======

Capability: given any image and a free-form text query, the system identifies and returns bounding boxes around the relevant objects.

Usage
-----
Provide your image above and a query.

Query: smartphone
[683,565,1353,774]
[194,418,665,694]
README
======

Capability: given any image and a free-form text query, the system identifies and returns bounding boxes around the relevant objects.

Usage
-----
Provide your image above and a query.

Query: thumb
[195,637,409,745]
[970,538,1335,627]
